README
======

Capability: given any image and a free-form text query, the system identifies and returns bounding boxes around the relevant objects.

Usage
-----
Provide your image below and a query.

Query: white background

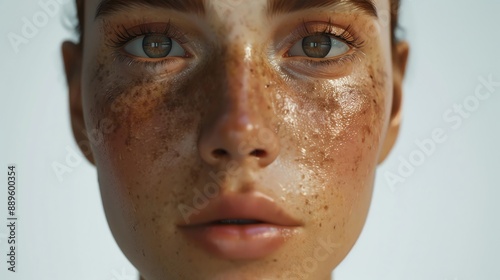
[1,1,499,280]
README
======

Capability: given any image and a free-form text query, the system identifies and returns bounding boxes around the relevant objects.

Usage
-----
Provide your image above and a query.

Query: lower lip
[180,224,298,260]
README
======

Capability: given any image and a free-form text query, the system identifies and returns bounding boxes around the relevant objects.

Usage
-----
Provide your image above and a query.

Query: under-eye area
[63,0,409,279]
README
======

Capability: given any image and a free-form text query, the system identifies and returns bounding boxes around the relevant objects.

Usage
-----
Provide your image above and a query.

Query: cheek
[274,63,389,238]
[277,69,387,186]
[80,54,213,248]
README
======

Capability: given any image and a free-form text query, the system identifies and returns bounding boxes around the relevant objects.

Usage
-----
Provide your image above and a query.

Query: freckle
[319,223,322,227]
[136,195,140,199]
[152,217,156,222]
[273,259,278,262]
[324,205,328,210]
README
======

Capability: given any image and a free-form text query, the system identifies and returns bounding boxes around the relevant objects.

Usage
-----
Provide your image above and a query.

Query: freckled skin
[64,0,408,279]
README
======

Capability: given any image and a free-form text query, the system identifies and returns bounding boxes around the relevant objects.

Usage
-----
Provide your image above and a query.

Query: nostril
[212,149,229,159]
[249,149,267,158]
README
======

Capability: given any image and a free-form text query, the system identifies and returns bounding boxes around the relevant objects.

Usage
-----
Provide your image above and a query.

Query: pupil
[142,35,172,58]
[302,35,332,58]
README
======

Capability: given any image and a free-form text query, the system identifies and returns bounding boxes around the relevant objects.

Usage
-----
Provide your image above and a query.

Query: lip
[177,192,302,260]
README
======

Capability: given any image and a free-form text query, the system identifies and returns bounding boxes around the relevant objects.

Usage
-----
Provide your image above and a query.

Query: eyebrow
[268,0,378,17]
[95,0,206,19]
[95,0,377,20]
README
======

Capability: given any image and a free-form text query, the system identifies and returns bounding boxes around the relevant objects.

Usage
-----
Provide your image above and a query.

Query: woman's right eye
[124,34,187,58]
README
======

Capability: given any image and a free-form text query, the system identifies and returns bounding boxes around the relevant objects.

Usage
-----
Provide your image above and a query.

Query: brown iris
[142,35,172,58]
[302,35,332,58]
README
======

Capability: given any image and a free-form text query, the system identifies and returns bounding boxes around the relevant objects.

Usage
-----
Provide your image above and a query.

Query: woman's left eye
[124,34,186,58]
[288,34,350,58]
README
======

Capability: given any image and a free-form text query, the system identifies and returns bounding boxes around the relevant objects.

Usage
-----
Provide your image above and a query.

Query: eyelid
[108,22,195,70]
[287,35,350,58]
[275,20,365,78]
[285,53,358,75]
[123,35,187,59]
[298,20,363,46]
[276,20,365,59]
[109,22,190,49]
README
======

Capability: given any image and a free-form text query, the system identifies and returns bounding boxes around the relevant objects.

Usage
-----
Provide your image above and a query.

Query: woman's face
[64,0,407,279]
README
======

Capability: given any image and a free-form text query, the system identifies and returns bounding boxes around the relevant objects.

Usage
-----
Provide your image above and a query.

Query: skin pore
[63,0,409,279]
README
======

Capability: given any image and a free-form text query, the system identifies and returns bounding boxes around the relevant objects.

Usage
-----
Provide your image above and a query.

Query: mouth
[177,192,302,260]
[212,219,264,225]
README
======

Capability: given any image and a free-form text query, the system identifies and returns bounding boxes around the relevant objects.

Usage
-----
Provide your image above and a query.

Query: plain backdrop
[1,1,499,279]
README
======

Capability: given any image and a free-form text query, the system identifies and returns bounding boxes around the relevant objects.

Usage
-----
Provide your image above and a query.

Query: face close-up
[63,0,408,279]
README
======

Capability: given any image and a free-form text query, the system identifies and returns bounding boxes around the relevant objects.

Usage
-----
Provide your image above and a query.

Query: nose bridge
[198,41,280,168]
[224,44,258,125]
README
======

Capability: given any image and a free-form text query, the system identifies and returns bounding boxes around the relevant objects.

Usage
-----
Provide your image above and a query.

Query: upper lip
[177,192,302,227]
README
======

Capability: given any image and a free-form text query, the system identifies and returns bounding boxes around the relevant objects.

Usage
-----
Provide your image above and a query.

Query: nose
[198,49,279,168]
[199,117,280,168]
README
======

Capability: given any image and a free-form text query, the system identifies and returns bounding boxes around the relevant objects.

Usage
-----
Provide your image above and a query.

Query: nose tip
[198,124,280,168]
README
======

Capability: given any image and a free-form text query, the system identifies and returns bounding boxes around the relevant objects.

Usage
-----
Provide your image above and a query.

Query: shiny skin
[63,0,408,279]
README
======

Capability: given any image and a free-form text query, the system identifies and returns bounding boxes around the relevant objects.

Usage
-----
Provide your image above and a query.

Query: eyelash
[109,21,189,48]
[295,20,364,48]
[286,19,365,68]
[108,22,190,68]
[108,19,364,69]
